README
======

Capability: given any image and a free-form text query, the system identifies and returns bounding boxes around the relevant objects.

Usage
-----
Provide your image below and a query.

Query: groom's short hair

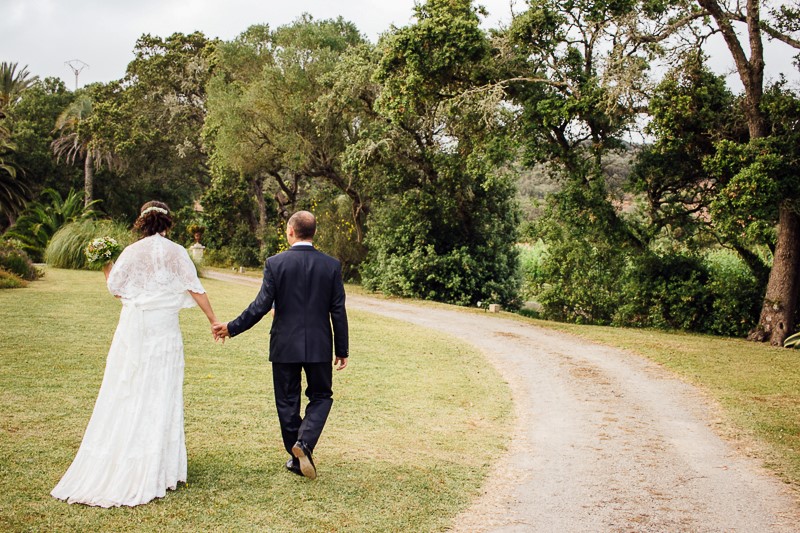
[289,211,316,240]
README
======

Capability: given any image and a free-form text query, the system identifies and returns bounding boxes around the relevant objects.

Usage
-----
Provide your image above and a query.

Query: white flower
[85,237,122,264]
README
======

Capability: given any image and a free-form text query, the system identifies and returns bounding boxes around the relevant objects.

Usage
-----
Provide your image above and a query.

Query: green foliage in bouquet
[84,236,122,266]
[45,219,134,270]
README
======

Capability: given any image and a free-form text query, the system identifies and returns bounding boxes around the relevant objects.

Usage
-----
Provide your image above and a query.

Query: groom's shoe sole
[292,442,317,480]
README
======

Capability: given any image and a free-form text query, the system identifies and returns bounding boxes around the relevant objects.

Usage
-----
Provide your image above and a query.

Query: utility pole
[64,59,89,90]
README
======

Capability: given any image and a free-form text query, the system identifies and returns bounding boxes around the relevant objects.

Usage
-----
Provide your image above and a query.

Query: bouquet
[85,236,122,265]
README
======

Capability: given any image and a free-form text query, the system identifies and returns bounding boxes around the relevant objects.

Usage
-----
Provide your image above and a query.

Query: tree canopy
[5,0,800,341]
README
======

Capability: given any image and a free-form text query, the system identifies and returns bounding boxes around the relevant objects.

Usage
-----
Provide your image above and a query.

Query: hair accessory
[140,206,169,217]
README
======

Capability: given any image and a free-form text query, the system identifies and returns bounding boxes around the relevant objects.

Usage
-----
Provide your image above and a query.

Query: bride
[51,200,219,507]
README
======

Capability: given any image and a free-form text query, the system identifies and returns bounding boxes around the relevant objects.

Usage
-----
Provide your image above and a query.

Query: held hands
[212,322,230,343]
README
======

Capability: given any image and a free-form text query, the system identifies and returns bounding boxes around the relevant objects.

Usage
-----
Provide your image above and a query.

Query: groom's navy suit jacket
[227,245,349,363]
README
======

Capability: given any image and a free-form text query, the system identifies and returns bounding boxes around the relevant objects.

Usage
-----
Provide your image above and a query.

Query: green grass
[0,269,510,532]
[524,318,800,489]
[203,268,800,492]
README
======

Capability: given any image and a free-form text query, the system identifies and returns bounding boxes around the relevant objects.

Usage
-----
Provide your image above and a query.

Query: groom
[213,211,349,480]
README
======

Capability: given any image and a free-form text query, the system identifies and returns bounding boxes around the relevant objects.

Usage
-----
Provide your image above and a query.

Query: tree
[109,32,218,218]
[637,0,800,344]
[360,0,521,306]
[0,131,28,228]
[0,62,40,228]
[630,58,759,263]
[497,0,661,250]
[205,17,369,261]
[51,92,118,207]
[204,23,288,242]
[0,62,38,120]
[704,0,800,344]
[483,0,670,317]
[8,77,80,199]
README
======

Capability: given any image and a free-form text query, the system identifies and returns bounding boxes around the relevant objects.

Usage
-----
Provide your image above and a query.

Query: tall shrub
[314,194,366,281]
[45,219,133,270]
[531,233,626,324]
[362,169,520,308]
[703,250,763,337]
[615,253,711,331]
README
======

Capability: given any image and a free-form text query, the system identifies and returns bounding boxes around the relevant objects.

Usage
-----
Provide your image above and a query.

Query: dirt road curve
[207,271,799,532]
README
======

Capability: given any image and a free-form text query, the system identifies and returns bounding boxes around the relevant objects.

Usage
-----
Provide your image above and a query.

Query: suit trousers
[272,362,333,455]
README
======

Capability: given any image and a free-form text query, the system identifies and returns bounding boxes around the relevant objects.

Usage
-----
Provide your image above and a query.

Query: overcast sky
[1,0,797,91]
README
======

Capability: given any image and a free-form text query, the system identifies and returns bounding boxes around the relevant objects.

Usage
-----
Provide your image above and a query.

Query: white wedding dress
[51,234,205,507]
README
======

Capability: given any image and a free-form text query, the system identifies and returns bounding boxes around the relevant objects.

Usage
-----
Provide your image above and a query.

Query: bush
[0,267,28,289]
[203,243,262,269]
[0,244,39,280]
[615,253,711,331]
[45,219,135,270]
[612,250,761,336]
[362,179,521,308]
[518,240,548,302]
[521,230,761,337]
[528,238,625,324]
[703,249,762,337]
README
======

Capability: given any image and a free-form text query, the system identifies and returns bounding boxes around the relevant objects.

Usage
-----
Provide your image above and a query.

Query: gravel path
[207,271,800,532]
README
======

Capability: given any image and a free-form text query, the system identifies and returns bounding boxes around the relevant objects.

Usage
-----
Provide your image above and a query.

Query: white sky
[0,0,513,87]
[0,0,797,91]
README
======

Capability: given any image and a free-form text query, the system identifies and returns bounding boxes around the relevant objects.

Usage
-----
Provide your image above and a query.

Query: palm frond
[783,331,800,349]
[0,62,38,113]
[5,189,100,261]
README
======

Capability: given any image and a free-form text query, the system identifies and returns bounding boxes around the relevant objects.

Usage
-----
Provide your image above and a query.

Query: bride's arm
[103,262,123,298]
[189,291,218,325]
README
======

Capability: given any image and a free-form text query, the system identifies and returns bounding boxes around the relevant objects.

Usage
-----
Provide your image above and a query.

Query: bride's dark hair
[134,200,172,237]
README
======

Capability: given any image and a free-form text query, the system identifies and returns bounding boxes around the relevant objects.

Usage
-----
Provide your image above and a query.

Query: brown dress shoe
[291,441,317,480]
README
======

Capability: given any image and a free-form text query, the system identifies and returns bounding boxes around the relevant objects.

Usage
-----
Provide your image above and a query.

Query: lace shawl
[107,234,205,304]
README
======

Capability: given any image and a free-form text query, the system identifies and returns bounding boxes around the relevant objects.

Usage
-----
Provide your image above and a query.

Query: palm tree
[51,95,117,207]
[0,62,37,227]
[0,127,28,228]
[0,62,38,120]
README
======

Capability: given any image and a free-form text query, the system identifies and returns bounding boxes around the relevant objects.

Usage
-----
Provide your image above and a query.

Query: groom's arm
[330,262,349,359]
[227,261,276,337]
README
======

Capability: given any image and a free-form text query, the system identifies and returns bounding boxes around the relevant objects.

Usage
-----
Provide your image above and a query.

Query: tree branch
[728,12,800,49]
[631,11,709,44]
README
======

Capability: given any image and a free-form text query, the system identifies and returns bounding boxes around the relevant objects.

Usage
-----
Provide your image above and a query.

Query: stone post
[189,242,205,262]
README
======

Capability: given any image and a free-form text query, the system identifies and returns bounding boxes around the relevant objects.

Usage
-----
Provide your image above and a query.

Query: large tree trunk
[84,152,94,207]
[698,0,800,343]
[748,204,800,345]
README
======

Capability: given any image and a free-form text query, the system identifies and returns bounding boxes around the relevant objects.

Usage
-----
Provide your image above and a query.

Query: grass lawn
[528,319,800,490]
[0,269,511,532]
